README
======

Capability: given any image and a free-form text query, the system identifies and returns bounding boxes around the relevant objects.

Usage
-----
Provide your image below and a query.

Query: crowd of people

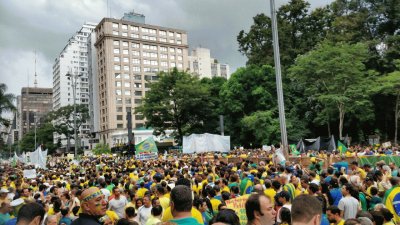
[0,147,399,225]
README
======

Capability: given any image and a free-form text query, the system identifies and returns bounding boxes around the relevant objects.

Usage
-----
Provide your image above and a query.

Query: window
[115,81,122,87]
[117,115,123,120]
[177,40,182,44]
[131,43,139,48]
[113,31,119,35]
[123,49,129,55]
[117,107,123,112]
[144,67,151,72]
[124,82,131,88]
[130,26,139,31]
[116,98,123,104]
[169,39,175,44]
[125,90,131,96]
[134,83,142,88]
[170,55,175,60]
[143,60,150,65]
[132,51,140,56]
[135,115,144,120]
[151,60,158,66]
[142,35,149,40]
[159,30,167,36]
[176,33,182,38]
[142,27,149,33]
[113,41,119,45]
[112,23,119,28]
[169,48,175,53]
[134,75,142,80]
[125,98,131,104]
[177,48,182,54]
[122,32,128,37]
[114,57,120,62]
[161,54,168,59]
[177,63,183,68]
[123,66,129,71]
[117,124,123,128]
[113,49,120,54]
[168,32,174,37]
[135,91,142,96]
[116,90,122,95]
[135,99,142,104]
[178,56,183,61]
[123,58,129,63]
[115,73,121,79]
[124,74,130,79]
[114,65,121,70]
[170,62,176,67]
[149,29,156,34]
[132,66,140,72]
[132,58,140,64]
[160,38,167,42]
[160,47,167,52]
[122,24,128,30]
[122,42,128,47]
[143,44,150,49]
[131,33,139,38]
[161,61,168,67]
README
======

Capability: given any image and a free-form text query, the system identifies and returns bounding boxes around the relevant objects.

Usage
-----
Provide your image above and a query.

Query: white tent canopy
[182,133,230,153]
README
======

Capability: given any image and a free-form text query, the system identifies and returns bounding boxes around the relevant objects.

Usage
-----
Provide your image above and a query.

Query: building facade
[16,87,53,146]
[188,47,230,79]
[93,17,189,146]
[52,22,97,150]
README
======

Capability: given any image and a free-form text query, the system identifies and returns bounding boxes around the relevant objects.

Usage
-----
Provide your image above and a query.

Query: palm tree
[0,83,16,127]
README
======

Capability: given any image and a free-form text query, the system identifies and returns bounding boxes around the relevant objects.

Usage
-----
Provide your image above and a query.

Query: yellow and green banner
[135,137,158,160]
[338,140,347,154]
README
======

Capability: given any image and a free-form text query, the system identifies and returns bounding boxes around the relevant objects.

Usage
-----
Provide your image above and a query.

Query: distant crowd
[0,146,399,225]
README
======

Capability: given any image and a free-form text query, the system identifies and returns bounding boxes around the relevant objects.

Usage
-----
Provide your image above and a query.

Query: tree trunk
[338,103,345,140]
[327,113,331,137]
[67,136,70,153]
[395,92,399,145]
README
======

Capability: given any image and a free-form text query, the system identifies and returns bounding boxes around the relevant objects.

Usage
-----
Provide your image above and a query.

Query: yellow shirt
[264,188,276,204]
[159,196,170,210]
[162,206,203,224]
[337,219,345,225]
[137,188,148,198]
[192,184,203,195]
[210,198,221,212]
[222,186,230,193]
[357,168,367,179]
[106,210,119,222]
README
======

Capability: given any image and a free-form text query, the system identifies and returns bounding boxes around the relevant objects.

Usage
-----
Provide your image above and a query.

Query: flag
[338,140,347,154]
[290,144,300,155]
[135,137,158,160]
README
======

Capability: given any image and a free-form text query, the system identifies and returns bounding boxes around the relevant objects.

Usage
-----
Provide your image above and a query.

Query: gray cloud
[0,0,333,98]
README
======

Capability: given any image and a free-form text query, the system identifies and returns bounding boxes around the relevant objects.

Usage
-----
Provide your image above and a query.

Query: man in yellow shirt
[155,184,170,211]
[137,182,148,198]
[263,180,276,205]
[326,205,345,225]
[350,161,366,179]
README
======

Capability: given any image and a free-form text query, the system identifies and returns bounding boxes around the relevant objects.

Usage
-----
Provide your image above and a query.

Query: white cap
[10,198,24,207]
[0,188,9,193]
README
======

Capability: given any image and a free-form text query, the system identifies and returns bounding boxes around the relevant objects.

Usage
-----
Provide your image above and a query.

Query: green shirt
[170,217,203,225]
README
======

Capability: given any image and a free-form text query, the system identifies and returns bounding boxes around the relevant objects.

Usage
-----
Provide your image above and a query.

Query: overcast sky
[0,0,333,99]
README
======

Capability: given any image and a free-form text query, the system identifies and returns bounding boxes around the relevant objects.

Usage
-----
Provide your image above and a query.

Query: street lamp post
[66,72,82,159]
[270,0,289,156]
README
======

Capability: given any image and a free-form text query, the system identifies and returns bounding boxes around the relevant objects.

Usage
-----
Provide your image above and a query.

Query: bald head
[81,187,102,202]
[253,184,263,194]
[80,187,107,216]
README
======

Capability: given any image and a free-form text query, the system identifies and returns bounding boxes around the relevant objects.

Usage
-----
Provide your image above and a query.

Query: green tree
[46,104,89,150]
[289,42,374,139]
[0,83,16,127]
[92,143,111,155]
[136,68,216,143]
[373,61,400,144]
[19,122,58,154]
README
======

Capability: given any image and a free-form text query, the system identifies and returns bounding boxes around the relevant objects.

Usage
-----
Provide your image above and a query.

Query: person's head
[16,202,45,225]
[113,187,121,198]
[0,202,12,214]
[143,195,151,208]
[351,161,359,170]
[116,218,139,225]
[209,209,240,225]
[292,194,322,225]
[44,215,58,225]
[80,187,107,216]
[308,183,319,195]
[278,191,290,204]
[22,188,30,197]
[341,183,352,196]
[326,206,341,224]
[194,198,207,212]
[125,206,136,219]
[135,198,143,209]
[245,194,276,225]
[151,205,163,217]
[379,208,393,222]
[280,207,291,225]
[170,185,192,216]
[344,219,361,225]
[151,197,160,207]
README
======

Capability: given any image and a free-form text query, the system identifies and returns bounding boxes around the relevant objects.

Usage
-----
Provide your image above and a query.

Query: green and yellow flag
[337,140,347,154]
[290,144,300,155]
[135,137,158,160]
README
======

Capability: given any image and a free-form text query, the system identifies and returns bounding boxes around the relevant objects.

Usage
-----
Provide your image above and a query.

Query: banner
[226,194,250,225]
[182,133,230,153]
[290,144,300,155]
[382,141,392,148]
[23,169,37,179]
[359,156,400,166]
[135,137,158,160]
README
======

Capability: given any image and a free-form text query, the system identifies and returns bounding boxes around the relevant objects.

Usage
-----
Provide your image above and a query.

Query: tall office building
[16,87,53,144]
[93,14,188,146]
[188,47,230,79]
[52,22,97,150]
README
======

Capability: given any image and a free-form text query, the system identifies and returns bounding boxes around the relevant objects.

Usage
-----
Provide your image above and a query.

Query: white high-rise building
[52,22,97,151]
[188,47,230,79]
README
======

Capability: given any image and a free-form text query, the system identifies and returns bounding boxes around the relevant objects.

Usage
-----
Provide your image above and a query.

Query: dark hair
[16,202,45,224]
[308,183,319,194]
[175,178,191,188]
[245,194,268,222]
[151,205,163,217]
[116,218,138,225]
[344,218,361,225]
[61,207,69,216]
[125,207,136,218]
[218,202,226,211]
[280,207,291,224]
[370,211,384,225]
[330,177,339,188]
[171,185,192,212]
[379,208,393,222]
[326,205,340,215]
[292,195,322,223]
[72,206,80,216]
[370,187,378,196]
[231,186,239,194]
[210,209,240,225]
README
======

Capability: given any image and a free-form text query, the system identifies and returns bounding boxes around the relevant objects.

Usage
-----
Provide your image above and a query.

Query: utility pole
[66,72,82,159]
[270,0,288,156]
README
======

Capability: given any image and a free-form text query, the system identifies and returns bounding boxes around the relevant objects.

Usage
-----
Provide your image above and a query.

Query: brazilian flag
[135,137,158,154]
[338,140,347,154]
[290,144,300,155]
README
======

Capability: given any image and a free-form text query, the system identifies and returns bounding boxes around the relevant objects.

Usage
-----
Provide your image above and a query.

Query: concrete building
[16,87,53,146]
[93,15,188,146]
[188,47,230,79]
[52,22,97,150]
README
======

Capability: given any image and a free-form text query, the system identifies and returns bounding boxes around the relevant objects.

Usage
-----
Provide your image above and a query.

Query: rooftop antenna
[34,50,38,88]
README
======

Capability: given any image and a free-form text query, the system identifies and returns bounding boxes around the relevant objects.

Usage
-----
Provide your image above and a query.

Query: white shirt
[101,188,111,201]
[138,205,152,225]
[108,195,128,218]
